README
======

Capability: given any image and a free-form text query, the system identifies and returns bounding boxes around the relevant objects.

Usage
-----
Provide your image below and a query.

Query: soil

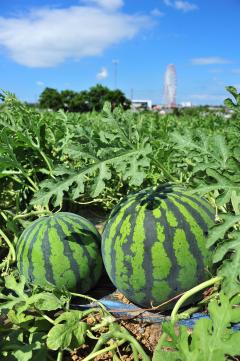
[67,319,164,361]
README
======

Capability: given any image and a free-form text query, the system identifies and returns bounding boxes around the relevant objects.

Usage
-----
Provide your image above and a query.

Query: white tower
[164,64,177,107]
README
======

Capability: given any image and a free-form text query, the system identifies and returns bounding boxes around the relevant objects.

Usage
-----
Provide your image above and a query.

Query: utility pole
[112,59,119,89]
[130,88,134,100]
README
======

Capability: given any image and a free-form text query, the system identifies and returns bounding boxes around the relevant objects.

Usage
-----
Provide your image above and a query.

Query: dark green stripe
[110,198,143,289]
[156,199,182,295]
[18,221,45,274]
[174,192,214,223]
[41,218,55,285]
[28,222,49,284]
[54,218,84,289]
[60,215,101,291]
[102,198,136,279]
[170,194,212,267]
[59,212,98,235]
[128,205,146,303]
[120,203,140,296]
[144,205,171,306]
[167,196,206,288]
[16,217,45,254]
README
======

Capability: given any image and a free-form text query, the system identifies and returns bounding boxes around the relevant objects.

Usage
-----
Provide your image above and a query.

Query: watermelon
[16,212,102,292]
[102,184,215,308]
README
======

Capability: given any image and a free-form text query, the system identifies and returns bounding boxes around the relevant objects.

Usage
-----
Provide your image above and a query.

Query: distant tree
[38,85,130,112]
[88,84,130,111]
[87,84,110,111]
[107,89,131,110]
[39,88,63,111]
[60,90,78,111]
[70,91,91,112]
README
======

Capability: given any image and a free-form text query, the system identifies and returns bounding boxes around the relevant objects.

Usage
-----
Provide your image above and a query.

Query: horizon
[0,0,239,106]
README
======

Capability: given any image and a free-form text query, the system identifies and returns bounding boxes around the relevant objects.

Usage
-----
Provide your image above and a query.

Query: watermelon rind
[16,212,102,293]
[102,184,215,308]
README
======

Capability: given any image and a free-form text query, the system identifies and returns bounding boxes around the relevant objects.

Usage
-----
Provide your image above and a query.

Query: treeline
[38,84,131,112]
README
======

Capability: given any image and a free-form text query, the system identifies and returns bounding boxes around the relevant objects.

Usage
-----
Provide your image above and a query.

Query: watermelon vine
[0,86,240,360]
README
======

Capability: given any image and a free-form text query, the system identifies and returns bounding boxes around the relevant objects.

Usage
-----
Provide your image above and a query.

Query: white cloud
[163,0,198,12]
[163,0,172,5]
[97,67,108,79]
[151,8,165,17]
[191,57,231,65]
[82,0,124,11]
[208,68,223,74]
[0,5,150,68]
[175,1,198,11]
[36,80,45,86]
[232,68,240,74]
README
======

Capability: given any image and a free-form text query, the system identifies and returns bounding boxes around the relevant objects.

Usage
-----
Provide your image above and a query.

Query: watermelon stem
[82,339,126,361]
[83,318,150,361]
[26,176,39,192]
[156,276,222,352]
[0,228,16,269]
[56,350,63,361]
[170,276,222,323]
[150,157,179,183]
[39,149,55,179]
[41,313,55,325]
[114,329,150,361]
[13,210,52,220]
[112,352,121,361]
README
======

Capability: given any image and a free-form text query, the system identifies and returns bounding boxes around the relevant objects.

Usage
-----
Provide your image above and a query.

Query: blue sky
[0,0,239,105]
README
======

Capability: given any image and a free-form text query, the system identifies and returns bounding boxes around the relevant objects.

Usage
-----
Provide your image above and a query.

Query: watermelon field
[0,85,240,361]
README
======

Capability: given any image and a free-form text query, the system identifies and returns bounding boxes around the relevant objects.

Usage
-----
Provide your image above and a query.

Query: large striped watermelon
[16,212,102,292]
[102,184,215,308]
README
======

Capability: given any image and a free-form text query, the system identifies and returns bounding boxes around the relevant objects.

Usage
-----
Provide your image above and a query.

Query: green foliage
[38,84,131,112]
[0,274,150,361]
[224,86,240,112]
[39,87,63,111]
[153,292,240,361]
[47,311,88,350]
[1,85,240,360]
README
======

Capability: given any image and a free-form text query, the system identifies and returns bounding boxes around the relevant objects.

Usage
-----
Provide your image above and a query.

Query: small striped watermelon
[16,212,102,292]
[102,184,215,308]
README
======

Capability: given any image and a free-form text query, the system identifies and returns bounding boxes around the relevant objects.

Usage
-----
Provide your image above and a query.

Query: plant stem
[39,150,55,178]
[156,276,223,352]
[91,317,115,332]
[150,157,179,183]
[114,331,150,361]
[13,210,52,220]
[0,228,16,263]
[131,344,140,361]
[26,176,39,191]
[170,276,222,323]
[113,352,122,361]
[82,339,126,361]
[41,313,55,325]
[56,350,63,361]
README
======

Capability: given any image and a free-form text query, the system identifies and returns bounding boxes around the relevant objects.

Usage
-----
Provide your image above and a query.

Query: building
[180,101,192,108]
[131,99,152,110]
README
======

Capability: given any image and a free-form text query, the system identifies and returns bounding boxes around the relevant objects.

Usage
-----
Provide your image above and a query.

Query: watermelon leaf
[153,292,240,361]
[47,311,88,350]
[32,145,152,207]
[0,275,67,314]
[218,232,240,297]
[207,214,240,248]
